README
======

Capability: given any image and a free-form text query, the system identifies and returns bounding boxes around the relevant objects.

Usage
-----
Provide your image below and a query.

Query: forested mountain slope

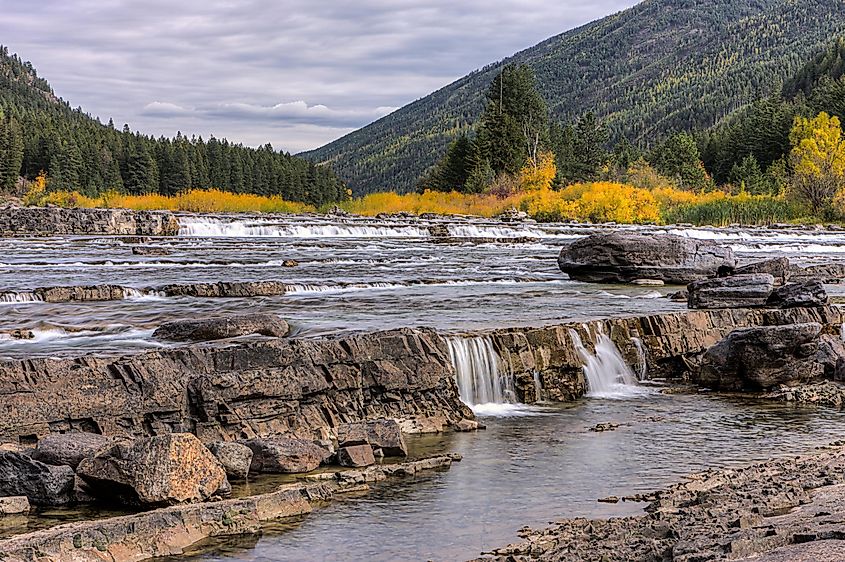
[303,0,845,194]
[0,46,346,204]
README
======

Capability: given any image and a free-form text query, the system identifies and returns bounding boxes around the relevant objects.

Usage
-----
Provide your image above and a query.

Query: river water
[2,214,844,360]
[3,214,845,561]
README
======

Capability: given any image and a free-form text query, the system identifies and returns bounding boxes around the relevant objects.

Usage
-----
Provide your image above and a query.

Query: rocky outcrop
[35,284,135,303]
[153,314,290,342]
[766,280,829,308]
[0,327,471,446]
[697,323,826,391]
[206,442,253,480]
[479,445,845,562]
[0,454,459,562]
[558,232,735,284]
[687,274,774,309]
[157,281,288,298]
[792,263,845,283]
[0,208,179,237]
[0,452,75,506]
[731,257,790,285]
[241,438,333,474]
[76,433,229,506]
[30,432,112,470]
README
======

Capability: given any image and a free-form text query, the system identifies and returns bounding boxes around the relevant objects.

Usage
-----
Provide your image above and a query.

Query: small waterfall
[178,217,429,238]
[533,372,543,403]
[446,336,515,407]
[569,328,643,399]
[121,287,146,299]
[631,337,649,381]
[0,291,43,304]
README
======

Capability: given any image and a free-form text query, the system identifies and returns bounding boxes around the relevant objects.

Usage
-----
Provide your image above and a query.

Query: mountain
[303,0,845,195]
[0,46,346,204]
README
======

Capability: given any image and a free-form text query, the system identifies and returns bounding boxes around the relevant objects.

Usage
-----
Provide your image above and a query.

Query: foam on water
[0,292,43,304]
[178,217,429,238]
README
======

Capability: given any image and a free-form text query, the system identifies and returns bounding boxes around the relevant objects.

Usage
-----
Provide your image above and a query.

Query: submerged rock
[687,274,774,309]
[698,323,824,390]
[153,314,290,342]
[0,452,75,506]
[206,442,253,481]
[131,246,171,256]
[766,280,828,308]
[558,231,735,284]
[242,438,333,474]
[77,433,229,506]
[34,284,130,303]
[30,432,112,470]
[337,419,408,457]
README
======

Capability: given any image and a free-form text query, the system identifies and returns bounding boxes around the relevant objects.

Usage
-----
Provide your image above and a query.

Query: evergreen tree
[650,133,709,190]
[0,113,24,192]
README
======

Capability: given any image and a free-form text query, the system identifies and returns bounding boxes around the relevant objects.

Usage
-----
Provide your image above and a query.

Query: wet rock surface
[558,232,736,284]
[0,452,75,506]
[29,432,112,470]
[157,280,289,298]
[76,433,229,506]
[478,445,845,562]
[697,323,825,390]
[687,274,775,309]
[152,313,290,342]
[0,207,179,237]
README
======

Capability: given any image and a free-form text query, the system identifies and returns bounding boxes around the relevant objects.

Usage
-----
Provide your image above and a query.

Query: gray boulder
[0,452,75,506]
[241,438,333,474]
[30,432,112,470]
[687,274,774,309]
[558,232,735,284]
[766,281,828,308]
[731,257,790,285]
[698,323,825,391]
[337,419,408,457]
[77,433,229,506]
[206,441,253,480]
[791,263,845,284]
[153,314,289,342]
[337,444,376,468]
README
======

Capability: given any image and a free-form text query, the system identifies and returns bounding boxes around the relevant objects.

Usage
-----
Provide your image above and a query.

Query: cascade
[533,372,543,402]
[446,336,515,406]
[0,292,43,304]
[568,328,643,398]
[178,217,429,238]
[631,337,649,380]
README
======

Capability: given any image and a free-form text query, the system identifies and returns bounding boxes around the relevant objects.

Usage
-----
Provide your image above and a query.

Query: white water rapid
[568,328,647,399]
[446,336,523,414]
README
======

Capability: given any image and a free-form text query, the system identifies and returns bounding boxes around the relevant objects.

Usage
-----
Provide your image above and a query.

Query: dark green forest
[303,0,845,195]
[0,46,346,205]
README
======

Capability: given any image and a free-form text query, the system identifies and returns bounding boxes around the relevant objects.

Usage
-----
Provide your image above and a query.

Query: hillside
[0,46,346,204]
[303,0,845,195]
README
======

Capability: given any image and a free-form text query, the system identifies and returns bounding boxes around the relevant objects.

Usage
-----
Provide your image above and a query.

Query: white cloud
[2,0,636,152]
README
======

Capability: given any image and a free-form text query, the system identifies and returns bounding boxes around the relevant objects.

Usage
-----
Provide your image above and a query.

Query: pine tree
[0,113,24,192]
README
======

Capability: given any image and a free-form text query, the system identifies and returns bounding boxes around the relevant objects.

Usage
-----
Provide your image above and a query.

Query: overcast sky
[3,0,635,153]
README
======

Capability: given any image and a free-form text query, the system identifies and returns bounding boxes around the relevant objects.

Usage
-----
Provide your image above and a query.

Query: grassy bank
[33,184,812,226]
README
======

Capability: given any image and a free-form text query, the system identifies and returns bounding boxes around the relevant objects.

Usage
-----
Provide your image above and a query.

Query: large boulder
[766,281,829,308]
[153,314,290,342]
[687,274,775,309]
[558,232,735,284]
[0,452,75,506]
[76,433,229,506]
[30,432,112,470]
[241,438,333,474]
[698,323,825,391]
[206,442,253,480]
[337,419,408,457]
[731,257,790,286]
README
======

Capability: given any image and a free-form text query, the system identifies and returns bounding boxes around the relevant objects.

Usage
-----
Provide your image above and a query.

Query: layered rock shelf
[0,207,179,237]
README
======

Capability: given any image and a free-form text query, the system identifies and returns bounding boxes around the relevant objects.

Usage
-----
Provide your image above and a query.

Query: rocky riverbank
[0,207,179,237]
[476,443,845,562]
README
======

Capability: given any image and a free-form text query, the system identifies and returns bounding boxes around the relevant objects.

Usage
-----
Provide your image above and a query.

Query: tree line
[0,46,347,205]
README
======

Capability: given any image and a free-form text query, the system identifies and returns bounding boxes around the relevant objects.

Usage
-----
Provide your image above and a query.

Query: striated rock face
[0,207,179,237]
[0,452,75,506]
[698,323,826,391]
[35,284,134,303]
[767,280,829,308]
[732,257,790,285]
[0,327,471,446]
[30,432,112,470]
[558,232,735,284]
[153,314,290,342]
[76,433,229,506]
[687,274,775,309]
[792,263,845,283]
[158,281,288,298]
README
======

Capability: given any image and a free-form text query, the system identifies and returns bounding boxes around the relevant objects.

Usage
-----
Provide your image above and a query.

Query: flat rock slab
[153,314,290,342]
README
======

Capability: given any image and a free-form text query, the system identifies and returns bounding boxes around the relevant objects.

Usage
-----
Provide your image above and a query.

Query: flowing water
[5,214,845,560]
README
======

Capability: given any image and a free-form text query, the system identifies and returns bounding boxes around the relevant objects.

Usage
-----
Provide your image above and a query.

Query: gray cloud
[2,0,635,153]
